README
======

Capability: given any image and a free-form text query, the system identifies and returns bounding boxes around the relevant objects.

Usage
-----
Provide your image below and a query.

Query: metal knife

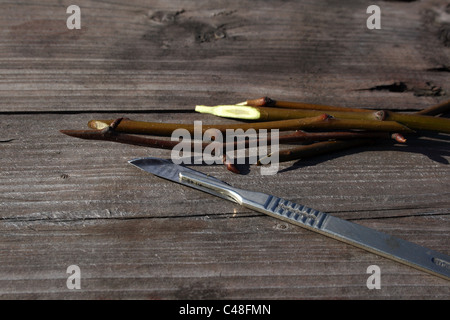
[128,157,450,281]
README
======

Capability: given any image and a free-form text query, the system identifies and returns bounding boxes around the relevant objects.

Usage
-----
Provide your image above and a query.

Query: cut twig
[87,115,330,136]
[60,128,190,150]
[196,104,384,121]
[258,139,375,164]
[88,115,413,135]
[415,99,450,116]
[196,104,450,133]
[247,96,450,117]
[243,97,371,113]
[381,111,450,133]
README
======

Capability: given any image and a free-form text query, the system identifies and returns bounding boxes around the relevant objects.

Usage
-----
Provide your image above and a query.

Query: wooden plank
[0,0,448,113]
[0,113,449,299]
[1,0,449,300]
[0,216,448,299]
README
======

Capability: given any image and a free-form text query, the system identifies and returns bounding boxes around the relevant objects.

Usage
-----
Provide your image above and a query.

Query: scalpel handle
[179,171,450,280]
[242,193,450,281]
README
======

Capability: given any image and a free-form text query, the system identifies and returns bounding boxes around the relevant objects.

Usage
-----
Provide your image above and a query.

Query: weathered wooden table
[1,0,449,299]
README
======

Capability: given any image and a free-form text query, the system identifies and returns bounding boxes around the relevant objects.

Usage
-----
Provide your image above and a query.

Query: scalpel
[128,157,450,281]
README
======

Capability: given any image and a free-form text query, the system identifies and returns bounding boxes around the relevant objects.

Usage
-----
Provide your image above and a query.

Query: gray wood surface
[1,0,449,299]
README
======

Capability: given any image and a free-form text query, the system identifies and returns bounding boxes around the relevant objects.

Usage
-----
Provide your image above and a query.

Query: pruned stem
[383,111,450,133]
[244,97,371,113]
[88,115,412,136]
[196,105,384,121]
[196,104,450,133]
[87,115,329,135]
[60,129,191,150]
[415,99,450,116]
[258,139,374,164]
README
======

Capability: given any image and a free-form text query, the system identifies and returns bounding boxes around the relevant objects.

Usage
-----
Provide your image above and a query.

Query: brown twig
[197,104,450,133]
[258,139,375,164]
[88,115,413,136]
[61,123,402,150]
[87,115,331,135]
[382,110,450,133]
[249,96,450,117]
[415,99,450,116]
[245,97,371,113]
[197,104,385,121]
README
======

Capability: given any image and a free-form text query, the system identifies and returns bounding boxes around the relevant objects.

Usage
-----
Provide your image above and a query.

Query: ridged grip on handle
[245,194,329,230]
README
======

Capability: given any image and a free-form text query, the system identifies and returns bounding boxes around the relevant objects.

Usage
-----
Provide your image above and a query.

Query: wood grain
[1,113,449,299]
[0,0,449,299]
[0,0,448,112]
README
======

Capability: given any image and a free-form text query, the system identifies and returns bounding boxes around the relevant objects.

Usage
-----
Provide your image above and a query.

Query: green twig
[196,104,450,133]
[415,99,450,116]
[87,115,412,136]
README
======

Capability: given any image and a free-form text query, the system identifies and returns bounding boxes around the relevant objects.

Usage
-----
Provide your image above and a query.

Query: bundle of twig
[60,98,450,174]
[195,98,450,165]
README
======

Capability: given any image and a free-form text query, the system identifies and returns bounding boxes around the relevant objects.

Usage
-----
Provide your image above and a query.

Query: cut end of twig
[375,110,386,121]
[391,133,407,143]
[88,120,110,130]
[223,154,240,174]
[195,105,261,120]
[318,113,332,121]
[256,156,267,166]
[246,97,275,107]
[60,128,116,141]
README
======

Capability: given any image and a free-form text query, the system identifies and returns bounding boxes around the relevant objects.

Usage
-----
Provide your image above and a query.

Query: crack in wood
[427,65,450,72]
[2,210,447,226]
[359,82,446,97]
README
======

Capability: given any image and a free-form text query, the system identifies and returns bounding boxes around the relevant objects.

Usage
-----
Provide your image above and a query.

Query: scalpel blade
[129,157,450,281]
